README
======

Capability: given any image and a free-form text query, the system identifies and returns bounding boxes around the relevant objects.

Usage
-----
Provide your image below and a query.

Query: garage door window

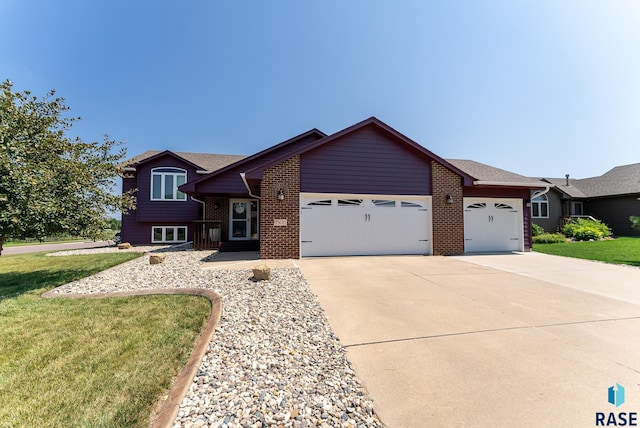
[373,199,395,207]
[401,201,423,208]
[338,199,363,206]
[467,203,486,209]
[307,200,332,206]
[495,203,514,210]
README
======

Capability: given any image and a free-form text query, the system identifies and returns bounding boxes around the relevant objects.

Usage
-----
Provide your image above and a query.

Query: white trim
[151,226,188,243]
[150,167,187,201]
[531,193,549,218]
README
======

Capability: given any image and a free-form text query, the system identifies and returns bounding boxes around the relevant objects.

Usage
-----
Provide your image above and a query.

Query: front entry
[229,199,259,240]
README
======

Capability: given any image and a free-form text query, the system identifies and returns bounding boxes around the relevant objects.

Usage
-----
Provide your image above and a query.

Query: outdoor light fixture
[445,194,453,204]
[277,189,285,201]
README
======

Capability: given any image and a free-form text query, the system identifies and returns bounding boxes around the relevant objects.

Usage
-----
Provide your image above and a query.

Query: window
[152,226,187,243]
[338,199,363,206]
[401,201,423,208]
[373,199,396,207]
[151,167,187,201]
[531,194,548,218]
[307,200,332,206]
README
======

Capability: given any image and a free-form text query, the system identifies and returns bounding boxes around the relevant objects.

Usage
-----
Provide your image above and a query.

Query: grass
[533,236,640,267]
[0,252,211,427]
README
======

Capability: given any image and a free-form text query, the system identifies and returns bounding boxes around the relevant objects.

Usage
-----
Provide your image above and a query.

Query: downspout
[531,186,551,199]
[190,196,205,219]
[240,173,261,199]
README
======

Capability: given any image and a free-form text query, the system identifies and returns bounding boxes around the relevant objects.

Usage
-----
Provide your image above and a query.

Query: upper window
[531,194,548,218]
[151,167,187,201]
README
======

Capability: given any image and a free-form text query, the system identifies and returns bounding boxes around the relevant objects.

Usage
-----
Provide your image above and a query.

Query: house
[121,117,546,258]
[531,164,640,236]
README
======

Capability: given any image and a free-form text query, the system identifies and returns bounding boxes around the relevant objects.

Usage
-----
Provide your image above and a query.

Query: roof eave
[473,180,551,188]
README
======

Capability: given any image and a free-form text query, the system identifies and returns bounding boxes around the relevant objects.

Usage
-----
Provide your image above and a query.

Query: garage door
[300,194,432,257]
[464,197,523,253]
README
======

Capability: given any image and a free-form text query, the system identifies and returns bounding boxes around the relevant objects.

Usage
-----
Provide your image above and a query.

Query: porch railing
[560,215,598,227]
[193,220,222,250]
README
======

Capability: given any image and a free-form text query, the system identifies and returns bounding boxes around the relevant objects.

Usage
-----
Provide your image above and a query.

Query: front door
[229,199,259,240]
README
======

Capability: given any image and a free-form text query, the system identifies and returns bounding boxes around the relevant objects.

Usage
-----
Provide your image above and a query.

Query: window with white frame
[151,167,187,201]
[531,194,549,218]
[152,226,187,243]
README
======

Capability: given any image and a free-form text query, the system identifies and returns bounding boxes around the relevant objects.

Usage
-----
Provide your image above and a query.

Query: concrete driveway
[296,253,640,427]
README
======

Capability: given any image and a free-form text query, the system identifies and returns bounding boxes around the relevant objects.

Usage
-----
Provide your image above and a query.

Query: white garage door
[300,193,432,257]
[464,197,523,253]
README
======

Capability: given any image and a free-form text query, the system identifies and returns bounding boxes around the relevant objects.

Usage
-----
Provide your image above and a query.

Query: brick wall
[431,161,465,255]
[260,156,300,259]
[204,196,229,240]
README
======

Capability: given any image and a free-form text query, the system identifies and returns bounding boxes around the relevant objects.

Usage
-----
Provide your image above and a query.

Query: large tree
[0,80,136,255]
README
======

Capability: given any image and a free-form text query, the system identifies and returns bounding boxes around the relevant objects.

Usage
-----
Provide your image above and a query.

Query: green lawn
[533,236,640,267]
[0,252,210,427]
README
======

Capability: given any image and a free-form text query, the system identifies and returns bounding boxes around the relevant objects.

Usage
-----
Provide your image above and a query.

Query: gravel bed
[49,246,383,428]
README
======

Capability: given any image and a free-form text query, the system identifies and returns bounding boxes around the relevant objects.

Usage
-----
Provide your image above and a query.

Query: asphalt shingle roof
[543,163,640,198]
[124,151,247,173]
[445,159,537,184]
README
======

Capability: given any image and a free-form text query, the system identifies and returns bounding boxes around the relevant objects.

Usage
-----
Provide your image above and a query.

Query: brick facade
[204,196,229,239]
[259,156,300,259]
[431,161,464,255]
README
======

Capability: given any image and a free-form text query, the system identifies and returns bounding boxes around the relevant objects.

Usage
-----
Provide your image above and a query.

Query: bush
[562,218,612,241]
[532,224,544,236]
[533,233,567,244]
[631,216,640,231]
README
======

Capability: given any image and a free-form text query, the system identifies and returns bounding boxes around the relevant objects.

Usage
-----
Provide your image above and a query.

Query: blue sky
[2,0,640,179]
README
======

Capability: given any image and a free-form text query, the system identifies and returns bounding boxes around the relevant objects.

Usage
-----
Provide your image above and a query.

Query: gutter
[473,180,551,188]
[239,172,261,199]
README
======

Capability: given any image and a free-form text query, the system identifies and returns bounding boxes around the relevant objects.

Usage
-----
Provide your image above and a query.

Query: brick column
[204,196,229,240]
[259,156,300,259]
[431,161,464,255]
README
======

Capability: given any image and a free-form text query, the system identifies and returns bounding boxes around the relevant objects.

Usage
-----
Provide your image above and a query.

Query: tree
[0,80,136,255]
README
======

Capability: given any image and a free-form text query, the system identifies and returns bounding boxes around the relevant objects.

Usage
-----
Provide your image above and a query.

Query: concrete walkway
[296,253,640,427]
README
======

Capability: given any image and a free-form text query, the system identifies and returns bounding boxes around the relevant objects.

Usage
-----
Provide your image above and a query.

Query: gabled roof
[179,128,327,193]
[244,117,477,184]
[446,159,546,188]
[542,163,640,198]
[123,150,247,173]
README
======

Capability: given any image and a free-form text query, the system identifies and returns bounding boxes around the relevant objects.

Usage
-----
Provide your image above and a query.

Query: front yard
[0,252,210,427]
[533,236,640,267]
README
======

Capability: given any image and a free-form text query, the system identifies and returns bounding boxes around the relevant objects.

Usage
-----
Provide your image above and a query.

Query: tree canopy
[0,80,136,254]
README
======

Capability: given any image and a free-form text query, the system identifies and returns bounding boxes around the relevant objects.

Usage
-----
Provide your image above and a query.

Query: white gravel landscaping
[48,245,383,428]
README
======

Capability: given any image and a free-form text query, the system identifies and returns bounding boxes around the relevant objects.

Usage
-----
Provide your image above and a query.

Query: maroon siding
[194,134,322,195]
[585,195,640,237]
[300,125,432,195]
[121,154,202,245]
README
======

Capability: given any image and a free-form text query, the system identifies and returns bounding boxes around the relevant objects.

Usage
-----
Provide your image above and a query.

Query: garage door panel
[464,198,523,253]
[301,194,432,257]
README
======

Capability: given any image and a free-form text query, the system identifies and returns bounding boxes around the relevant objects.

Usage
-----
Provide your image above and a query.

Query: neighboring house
[531,163,640,236]
[122,117,545,258]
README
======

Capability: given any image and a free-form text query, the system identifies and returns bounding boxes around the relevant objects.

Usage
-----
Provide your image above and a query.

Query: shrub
[562,218,612,241]
[533,233,567,244]
[631,216,640,231]
[532,224,544,237]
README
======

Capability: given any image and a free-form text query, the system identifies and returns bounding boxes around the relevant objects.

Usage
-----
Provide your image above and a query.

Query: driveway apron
[296,254,640,428]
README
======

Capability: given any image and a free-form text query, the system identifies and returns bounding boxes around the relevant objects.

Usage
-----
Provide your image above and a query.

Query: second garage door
[464,197,524,253]
[300,193,432,257]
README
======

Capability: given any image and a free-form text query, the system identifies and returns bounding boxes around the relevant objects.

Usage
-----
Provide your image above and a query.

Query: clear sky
[2,0,640,179]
